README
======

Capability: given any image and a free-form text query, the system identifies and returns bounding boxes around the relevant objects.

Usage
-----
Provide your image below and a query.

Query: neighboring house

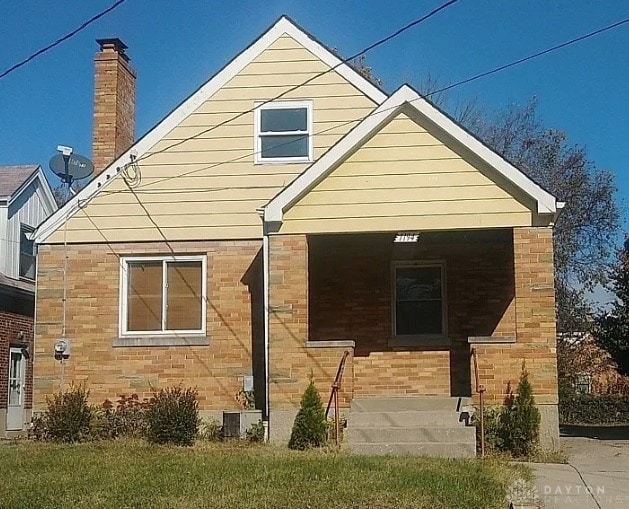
[0,165,57,437]
[33,17,561,454]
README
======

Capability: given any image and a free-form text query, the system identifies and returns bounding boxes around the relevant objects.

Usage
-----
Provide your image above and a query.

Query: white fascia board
[405,87,557,214]
[34,16,387,244]
[33,167,59,215]
[265,87,413,222]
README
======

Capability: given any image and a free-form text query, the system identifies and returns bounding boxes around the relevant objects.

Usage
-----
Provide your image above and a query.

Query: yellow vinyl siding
[46,35,377,244]
[280,111,537,234]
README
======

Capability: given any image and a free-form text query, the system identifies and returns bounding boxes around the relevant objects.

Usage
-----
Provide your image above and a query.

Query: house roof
[264,85,561,223]
[0,165,39,200]
[33,15,388,244]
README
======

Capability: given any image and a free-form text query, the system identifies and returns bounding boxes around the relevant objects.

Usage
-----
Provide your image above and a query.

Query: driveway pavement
[529,426,629,509]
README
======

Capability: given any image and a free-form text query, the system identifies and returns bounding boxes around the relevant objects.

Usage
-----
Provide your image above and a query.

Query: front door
[6,347,26,431]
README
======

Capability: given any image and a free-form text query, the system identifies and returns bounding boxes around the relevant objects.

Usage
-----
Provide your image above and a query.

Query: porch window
[19,225,35,280]
[393,262,445,337]
[120,256,206,335]
[255,101,312,163]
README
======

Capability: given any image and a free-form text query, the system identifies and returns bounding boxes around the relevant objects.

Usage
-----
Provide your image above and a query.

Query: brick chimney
[92,38,136,174]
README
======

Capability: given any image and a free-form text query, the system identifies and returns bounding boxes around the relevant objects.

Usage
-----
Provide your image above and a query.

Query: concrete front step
[347,410,467,428]
[345,425,476,444]
[348,442,477,458]
[351,396,471,413]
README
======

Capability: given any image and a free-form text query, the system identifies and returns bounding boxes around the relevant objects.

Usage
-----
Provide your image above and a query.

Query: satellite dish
[49,153,94,184]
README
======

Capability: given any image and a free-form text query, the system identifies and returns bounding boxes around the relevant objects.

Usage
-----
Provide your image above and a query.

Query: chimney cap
[96,38,128,53]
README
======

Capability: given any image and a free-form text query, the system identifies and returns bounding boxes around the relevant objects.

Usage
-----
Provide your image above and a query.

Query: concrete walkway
[529,426,629,509]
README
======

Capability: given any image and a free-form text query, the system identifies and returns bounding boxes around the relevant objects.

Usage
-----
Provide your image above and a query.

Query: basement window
[120,256,206,336]
[392,262,446,338]
[255,101,313,163]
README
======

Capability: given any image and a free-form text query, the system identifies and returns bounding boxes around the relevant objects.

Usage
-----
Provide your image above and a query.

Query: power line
[0,0,129,80]
[109,15,629,195]
[134,0,461,164]
[431,17,629,95]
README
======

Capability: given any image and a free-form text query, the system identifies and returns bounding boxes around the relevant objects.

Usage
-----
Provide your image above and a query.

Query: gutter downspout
[258,209,271,442]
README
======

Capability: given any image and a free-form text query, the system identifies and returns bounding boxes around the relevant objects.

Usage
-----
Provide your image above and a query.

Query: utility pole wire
[431,17,629,95]
[135,0,461,164]
[0,0,129,80]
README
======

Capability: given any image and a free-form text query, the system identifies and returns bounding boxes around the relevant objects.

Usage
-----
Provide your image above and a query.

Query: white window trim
[254,100,313,164]
[391,260,448,340]
[119,255,207,337]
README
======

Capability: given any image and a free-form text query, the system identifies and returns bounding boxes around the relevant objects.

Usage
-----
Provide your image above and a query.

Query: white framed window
[19,224,36,280]
[392,261,447,338]
[254,100,313,163]
[120,255,207,336]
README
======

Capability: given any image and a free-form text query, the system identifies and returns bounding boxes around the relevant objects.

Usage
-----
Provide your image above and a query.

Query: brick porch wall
[34,240,262,412]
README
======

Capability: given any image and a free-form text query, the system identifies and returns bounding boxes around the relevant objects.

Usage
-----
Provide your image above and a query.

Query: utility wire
[0,0,129,80]
[431,17,629,95]
[107,15,629,195]
[133,0,461,164]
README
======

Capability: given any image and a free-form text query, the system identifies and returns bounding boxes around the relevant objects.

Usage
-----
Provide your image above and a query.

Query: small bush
[559,394,629,424]
[145,386,199,446]
[37,384,92,443]
[199,418,223,441]
[288,381,327,450]
[474,365,541,458]
[88,405,116,440]
[502,367,540,457]
[109,394,150,437]
[246,420,265,443]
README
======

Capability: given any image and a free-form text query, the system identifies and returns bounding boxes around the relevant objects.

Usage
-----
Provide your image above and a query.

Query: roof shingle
[0,165,40,199]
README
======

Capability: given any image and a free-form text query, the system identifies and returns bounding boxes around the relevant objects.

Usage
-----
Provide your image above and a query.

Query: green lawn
[0,441,528,509]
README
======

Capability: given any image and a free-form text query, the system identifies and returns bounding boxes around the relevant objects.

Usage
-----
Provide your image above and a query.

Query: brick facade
[92,39,136,174]
[0,296,34,436]
[34,240,261,413]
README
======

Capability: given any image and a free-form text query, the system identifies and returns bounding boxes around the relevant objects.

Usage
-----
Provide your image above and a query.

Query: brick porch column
[513,226,559,447]
[268,234,309,441]
[472,227,559,449]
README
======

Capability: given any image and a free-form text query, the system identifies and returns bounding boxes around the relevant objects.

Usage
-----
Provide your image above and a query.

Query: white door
[6,347,26,431]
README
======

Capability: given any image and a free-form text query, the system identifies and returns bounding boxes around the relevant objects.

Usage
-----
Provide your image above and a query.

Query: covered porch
[262,86,560,447]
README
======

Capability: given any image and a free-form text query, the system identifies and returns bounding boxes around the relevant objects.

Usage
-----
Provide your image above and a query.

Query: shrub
[109,394,150,437]
[501,366,541,457]
[88,405,116,440]
[246,420,265,443]
[199,418,223,441]
[144,386,199,446]
[36,384,92,443]
[559,394,629,424]
[473,406,505,453]
[288,381,327,450]
[473,366,541,458]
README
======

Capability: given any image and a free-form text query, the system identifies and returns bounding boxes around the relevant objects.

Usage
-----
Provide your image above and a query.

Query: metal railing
[471,347,486,458]
[325,349,350,447]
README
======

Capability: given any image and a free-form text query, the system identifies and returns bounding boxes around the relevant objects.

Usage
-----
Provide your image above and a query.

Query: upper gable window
[255,101,313,163]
